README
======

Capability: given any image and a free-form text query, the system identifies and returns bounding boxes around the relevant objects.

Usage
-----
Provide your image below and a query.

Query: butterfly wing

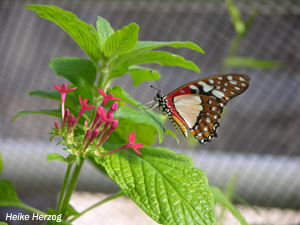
[166,73,250,144]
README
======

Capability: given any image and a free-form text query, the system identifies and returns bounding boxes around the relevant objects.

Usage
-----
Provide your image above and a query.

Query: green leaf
[101,144,216,225]
[210,186,248,225]
[49,57,97,89]
[224,56,285,69]
[0,222,8,225]
[12,109,61,122]
[128,66,160,86]
[114,41,204,69]
[103,23,139,58]
[225,0,245,34]
[29,90,77,106]
[244,9,258,34]
[0,179,22,207]
[108,62,129,80]
[96,16,114,48]
[110,86,166,143]
[26,5,101,64]
[0,152,3,175]
[129,51,200,72]
[47,153,71,163]
[64,204,80,218]
[109,106,158,146]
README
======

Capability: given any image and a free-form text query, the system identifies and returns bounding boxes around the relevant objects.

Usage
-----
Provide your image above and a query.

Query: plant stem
[54,163,73,225]
[68,190,125,222]
[61,158,84,216]
[15,203,47,216]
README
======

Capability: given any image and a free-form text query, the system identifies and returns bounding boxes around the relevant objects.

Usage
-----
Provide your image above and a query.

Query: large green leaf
[101,144,216,225]
[96,16,114,48]
[49,57,97,89]
[128,66,160,86]
[108,62,129,80]
[110,86,166,143]
[129,51,200,72]
[224,56,285,69]
[113,41,204,69]
[26,5,101,64]
[103,23,139,58]
[12,110,61,122]
[210,186,248,225]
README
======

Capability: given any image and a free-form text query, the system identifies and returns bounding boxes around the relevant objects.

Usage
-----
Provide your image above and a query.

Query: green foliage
[49,58,97,89]
[224,56,285,69]
[7,4,249,225]
[25,5,101,64]
[101,144,216,225]
[210,187,248,225]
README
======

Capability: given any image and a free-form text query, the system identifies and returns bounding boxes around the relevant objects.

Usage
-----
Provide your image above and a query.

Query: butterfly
[153,73,250,144]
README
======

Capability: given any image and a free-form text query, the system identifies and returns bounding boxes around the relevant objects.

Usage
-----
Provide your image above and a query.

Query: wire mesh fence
[0,0,299,224]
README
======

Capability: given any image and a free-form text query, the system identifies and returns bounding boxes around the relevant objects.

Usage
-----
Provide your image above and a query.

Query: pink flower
[83,129,99,153]
[54,121,60,131]
[67,115,75,135]
[62,109,69,129]
[98,87,120,107]
[53,83,77,120]
[72,96,96,133]
[99,131,143,157]
[90,106,103,129]
[97,114,114,143]
[97,120,119,147]
[107,101,118,118]
[123,132,143,155]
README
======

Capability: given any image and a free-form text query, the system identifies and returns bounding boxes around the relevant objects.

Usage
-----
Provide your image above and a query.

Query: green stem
[54,163,73,225]
[219,33,244,73]
[15,203,47,216]
[68,190,125,222]
[61,159,84,216]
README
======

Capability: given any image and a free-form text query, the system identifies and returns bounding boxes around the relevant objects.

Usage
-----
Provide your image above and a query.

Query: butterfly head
[154,91,169,113]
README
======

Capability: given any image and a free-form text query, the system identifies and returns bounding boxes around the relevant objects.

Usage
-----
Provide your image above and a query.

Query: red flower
[99,131,143,157]
[98,87,120,107]
[53,83,77,119]
[72,96,96,133]
[123,132,143,155]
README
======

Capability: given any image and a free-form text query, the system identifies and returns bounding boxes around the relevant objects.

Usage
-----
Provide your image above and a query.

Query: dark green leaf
[224,56,285,69]
[210,186,248,225]
[114,41,204,69]
[49,57,97,88]
[103,23,139,58]
[26,5,101,63]
[12,110,61,122]
[129,51,200,72]
[128,66,160,86]
[96,16,114,48]
[110,86,165,143]
[101,144,216,225]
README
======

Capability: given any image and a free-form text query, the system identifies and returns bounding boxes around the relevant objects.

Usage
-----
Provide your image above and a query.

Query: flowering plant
[0,4,248,225]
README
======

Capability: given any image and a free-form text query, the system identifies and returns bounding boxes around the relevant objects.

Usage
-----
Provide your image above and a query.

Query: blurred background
[0,0,300,224]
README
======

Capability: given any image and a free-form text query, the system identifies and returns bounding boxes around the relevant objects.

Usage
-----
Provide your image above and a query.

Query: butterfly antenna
[149,70,161,92]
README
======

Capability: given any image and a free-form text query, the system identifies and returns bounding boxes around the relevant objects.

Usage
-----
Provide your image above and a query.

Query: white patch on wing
[229,80,237,85]
[212,89,225,98]
[173,95,203,128]
[198,81,214,92]
[180,90,185,93]
[189,85,199,94]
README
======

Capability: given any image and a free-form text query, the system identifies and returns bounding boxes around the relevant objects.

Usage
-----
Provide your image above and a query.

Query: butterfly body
[154,73,250,144]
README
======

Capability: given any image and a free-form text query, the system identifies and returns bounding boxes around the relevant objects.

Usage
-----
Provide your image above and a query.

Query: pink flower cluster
[53,84,143,157]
